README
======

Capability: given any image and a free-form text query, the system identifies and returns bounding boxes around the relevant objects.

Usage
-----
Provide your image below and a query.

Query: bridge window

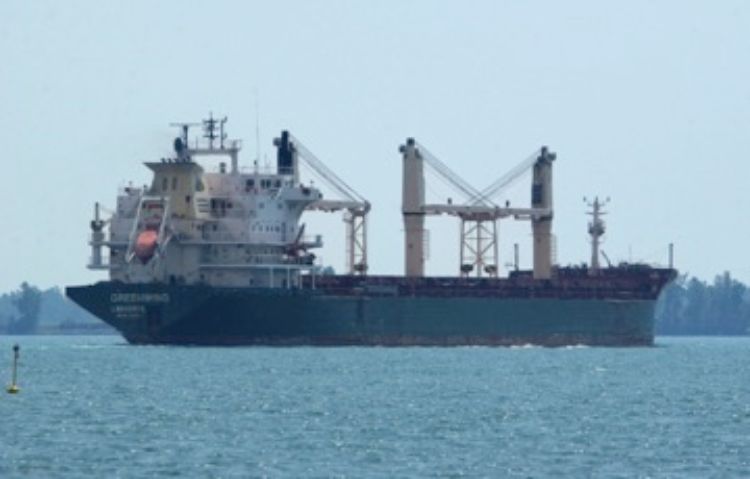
[210,198,228,217]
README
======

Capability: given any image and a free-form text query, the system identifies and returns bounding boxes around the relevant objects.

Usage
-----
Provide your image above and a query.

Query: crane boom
[468,148,542,205]
[285,133,369,275]
[291,134,366,204]
[416,142,492,206]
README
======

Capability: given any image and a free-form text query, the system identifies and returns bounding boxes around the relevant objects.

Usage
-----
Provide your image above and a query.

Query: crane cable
[415,142,491,206]
[467,148,542,206]
[290,135,366,204]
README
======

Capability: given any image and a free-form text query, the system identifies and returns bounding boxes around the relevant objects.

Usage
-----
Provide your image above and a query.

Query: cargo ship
[66,115,675,346]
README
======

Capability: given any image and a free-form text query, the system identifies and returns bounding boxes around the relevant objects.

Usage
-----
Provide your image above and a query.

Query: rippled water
[1,336,748,478]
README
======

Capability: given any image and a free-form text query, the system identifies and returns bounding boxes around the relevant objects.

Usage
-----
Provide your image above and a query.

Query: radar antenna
[203,112,219,149]
[169,121,200,159]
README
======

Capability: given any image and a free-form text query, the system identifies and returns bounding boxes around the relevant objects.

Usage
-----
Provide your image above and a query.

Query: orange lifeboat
[134,230,158,263]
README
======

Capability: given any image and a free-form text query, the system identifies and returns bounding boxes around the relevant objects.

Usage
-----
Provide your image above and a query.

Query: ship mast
[585,196,609,275]
[169,114,240,173]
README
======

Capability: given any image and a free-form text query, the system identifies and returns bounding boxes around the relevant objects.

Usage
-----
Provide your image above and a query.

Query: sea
[0,336,747,478]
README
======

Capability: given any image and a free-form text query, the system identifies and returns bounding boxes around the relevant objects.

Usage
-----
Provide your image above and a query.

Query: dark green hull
[66,270,672,346]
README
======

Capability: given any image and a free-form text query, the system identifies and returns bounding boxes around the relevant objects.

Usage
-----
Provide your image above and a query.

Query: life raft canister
[134,230,158,263]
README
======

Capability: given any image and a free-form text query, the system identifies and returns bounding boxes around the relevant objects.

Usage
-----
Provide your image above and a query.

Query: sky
[1,0,749,292]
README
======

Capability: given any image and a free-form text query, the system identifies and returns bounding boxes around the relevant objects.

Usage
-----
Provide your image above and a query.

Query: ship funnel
[274,130,296,177]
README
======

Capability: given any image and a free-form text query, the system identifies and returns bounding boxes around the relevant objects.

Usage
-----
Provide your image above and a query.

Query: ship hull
[66,278,662,346]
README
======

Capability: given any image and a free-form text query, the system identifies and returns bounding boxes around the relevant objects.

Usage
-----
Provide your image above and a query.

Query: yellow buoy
[6,344,20,394]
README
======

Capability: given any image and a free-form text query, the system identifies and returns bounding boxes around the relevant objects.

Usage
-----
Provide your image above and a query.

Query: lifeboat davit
[134,230,158,263]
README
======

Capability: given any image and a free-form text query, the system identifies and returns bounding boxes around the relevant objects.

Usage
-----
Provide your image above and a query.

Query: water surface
[1,336,748,477]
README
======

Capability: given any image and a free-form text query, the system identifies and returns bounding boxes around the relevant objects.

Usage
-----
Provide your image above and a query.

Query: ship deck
[304,266,676,301]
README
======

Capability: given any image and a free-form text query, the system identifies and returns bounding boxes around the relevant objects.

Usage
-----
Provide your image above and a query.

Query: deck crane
[459,148,555,278]
[413,142,501,278]
[276,132,370,275]
[400,139,555,279]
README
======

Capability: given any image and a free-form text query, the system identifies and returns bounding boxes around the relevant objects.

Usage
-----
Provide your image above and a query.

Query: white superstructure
[88,115,367,288]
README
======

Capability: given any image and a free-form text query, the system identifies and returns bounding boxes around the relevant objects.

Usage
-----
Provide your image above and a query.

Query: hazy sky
[1,1,749,292]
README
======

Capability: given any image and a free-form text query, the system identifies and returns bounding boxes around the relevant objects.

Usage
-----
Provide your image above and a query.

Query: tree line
[655,272,750,335]
[0,283,101,334]
[1,282,42,334]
